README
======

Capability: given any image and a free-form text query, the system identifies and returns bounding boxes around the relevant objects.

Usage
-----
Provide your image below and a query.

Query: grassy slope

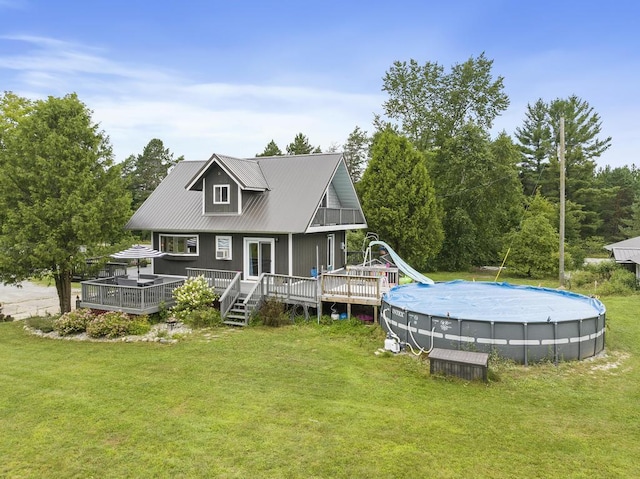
[1,294,639,478]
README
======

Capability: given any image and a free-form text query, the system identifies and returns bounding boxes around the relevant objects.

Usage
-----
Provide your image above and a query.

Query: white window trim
[159,234,199,256]
[327,233,335,272]
[244,238,275,280]
[216,235,233,260]
[213,184,230,205]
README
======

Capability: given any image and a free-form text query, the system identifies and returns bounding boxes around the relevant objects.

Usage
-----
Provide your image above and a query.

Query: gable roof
[126,152,364,234]
[186,153,269,192]
[604,236,640,264]
[604,236,640,251]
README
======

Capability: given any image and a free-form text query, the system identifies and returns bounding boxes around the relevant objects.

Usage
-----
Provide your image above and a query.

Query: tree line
[1,52,638,312]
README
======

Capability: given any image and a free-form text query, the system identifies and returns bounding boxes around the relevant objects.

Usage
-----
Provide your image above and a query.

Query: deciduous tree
[432,126,523,269]
[0,93,131,313]
[382,53,509,150]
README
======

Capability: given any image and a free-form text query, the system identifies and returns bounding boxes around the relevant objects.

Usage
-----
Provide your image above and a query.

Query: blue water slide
[368,241,434,285]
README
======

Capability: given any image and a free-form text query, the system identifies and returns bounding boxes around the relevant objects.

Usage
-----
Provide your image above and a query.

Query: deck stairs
[225,294,249,325]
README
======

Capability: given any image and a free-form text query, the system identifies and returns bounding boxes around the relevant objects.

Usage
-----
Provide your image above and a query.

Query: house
[604,236,640,281]
[126,152,367,281]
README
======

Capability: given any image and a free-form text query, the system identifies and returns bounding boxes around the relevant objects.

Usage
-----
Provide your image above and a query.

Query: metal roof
[604,236,640,251]
[126,152,362,234]
[609,247,640,264]
[187,153,269,191]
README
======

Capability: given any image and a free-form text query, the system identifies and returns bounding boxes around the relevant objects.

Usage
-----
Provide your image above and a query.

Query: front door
[245,238,275,280]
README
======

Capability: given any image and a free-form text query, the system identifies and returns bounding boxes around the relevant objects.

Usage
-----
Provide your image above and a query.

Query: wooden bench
[428,348,489,382]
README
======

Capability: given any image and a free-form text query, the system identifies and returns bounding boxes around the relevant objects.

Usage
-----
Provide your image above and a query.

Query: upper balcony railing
[311,207,365,227]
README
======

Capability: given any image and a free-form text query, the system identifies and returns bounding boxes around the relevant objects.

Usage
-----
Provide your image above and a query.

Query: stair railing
[218,271,242,318]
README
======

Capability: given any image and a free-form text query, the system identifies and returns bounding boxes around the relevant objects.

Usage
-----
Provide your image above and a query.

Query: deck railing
[80,276,184,314]
[218,272,242,318]
[321,273,384,301]
[262,274,319,303]
[346,265,398,287]
[312,207,365,226]
[186,268,238,295]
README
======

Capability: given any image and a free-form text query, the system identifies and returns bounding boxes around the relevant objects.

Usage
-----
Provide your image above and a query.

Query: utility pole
[559,116,566,287]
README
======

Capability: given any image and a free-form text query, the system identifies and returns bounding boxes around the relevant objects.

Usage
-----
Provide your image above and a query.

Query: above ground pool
[381,281,606,364]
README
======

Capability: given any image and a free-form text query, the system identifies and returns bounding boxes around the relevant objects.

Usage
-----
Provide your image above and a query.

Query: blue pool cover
[384,281,606,323]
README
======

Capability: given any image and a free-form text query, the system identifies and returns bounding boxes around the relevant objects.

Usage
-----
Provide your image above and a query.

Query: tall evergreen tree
[343,126,370,183]
[358,130,443,270]
[256,139,283,157]
[123,138,183,211]
[286,133,320,155]
[515,99,552,195]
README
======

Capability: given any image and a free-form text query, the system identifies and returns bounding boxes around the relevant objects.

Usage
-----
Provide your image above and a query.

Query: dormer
[186,154,269,216]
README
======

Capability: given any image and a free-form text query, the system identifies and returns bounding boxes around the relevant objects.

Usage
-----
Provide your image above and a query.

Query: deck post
[347,303,351,319]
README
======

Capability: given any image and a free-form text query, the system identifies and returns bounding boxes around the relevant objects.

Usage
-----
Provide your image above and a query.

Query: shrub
[181,307,223,328]
[26,316,55,332]
[0,303,13,322]
[172,276,217,320]
[54,309,94,335]
[86,311,150,338]
[596,269,637,296]
[256,297,290,327]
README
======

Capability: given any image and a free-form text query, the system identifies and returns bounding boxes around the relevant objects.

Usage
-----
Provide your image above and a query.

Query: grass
[2,294,640,477]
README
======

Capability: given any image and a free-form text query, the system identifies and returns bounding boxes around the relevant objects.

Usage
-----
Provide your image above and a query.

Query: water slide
[367,240,434,285]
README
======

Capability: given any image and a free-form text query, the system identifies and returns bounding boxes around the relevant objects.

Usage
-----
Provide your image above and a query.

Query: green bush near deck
[85,311,150,338]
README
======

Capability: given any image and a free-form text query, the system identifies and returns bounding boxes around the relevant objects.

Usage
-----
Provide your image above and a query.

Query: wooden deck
[78,266,398,323]
[79,276,185,314]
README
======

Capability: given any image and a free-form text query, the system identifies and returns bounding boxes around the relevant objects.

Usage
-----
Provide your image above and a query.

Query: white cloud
[0,35,382,161]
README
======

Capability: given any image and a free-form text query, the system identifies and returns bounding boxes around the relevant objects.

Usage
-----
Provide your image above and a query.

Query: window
[216,236,232,260]
[214,184,230,204]
[327,234,335,271]
[159,235,199,256]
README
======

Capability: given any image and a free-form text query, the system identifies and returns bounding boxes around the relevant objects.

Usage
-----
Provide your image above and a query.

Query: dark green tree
[503,193,559,278]
[122,138,183,211]
[256,139,283,157]
[382,53,509,150]
[515,95,612,203]
[432,126,524,269]
[515,99,552,195]
[0,93,131,313]
[286,133,320,155]
[544,95,612,200]
[343,126,370,183]
[358,130,443,270]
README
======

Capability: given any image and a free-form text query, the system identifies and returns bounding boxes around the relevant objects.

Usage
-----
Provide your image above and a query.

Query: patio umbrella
[110,244,166,276]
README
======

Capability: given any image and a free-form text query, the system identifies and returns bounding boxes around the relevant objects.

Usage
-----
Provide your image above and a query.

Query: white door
[245,238,275,280]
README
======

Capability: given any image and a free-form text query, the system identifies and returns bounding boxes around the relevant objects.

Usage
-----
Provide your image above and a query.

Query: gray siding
[203,165,239,214]
[327,183,341,208]
[152,232,290,278]
[152,231,347,279]
[291,231,345,276]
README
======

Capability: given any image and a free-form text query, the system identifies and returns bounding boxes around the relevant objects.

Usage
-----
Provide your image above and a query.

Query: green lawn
[1,293,639,478]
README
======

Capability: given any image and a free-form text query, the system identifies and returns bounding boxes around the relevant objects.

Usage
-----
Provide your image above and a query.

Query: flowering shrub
[172,276,217,321]
[54,309,94,335]
[86,311,150,338]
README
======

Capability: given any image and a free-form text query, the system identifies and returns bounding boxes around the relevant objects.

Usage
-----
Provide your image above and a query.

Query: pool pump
[383,334,401,353]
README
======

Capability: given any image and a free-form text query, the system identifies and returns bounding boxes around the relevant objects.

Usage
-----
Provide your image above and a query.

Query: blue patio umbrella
[110,245,166,276]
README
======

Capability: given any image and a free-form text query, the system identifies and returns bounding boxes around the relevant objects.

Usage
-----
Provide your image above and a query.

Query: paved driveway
[0,281,81,320]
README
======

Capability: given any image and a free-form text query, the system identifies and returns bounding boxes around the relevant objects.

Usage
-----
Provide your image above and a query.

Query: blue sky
[0,0,638,168]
